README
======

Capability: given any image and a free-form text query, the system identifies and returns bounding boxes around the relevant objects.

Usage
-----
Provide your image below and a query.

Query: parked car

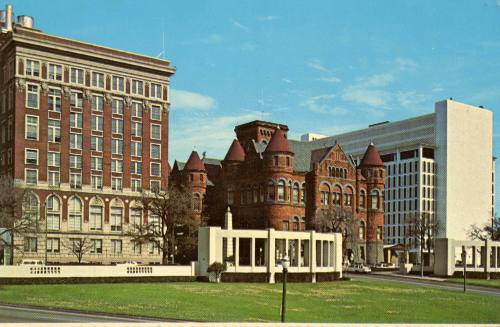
[346,263,371,273]
[115,261,139,266]
[19,259,44,266]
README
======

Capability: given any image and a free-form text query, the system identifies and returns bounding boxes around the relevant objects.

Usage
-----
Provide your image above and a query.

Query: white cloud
[318,76,341,84]
[257,15,280,21]
[201,34,223,45]
[342,87,390,107]
[396,57,418,71]
[231,19,250,32]
[281,78,292,84]
[360,73,394,87]
[306,58,331,73]
[302,94,346,114]
[170,89,216,111]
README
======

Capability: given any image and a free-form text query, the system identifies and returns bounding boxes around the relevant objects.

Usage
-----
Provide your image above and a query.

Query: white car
[347,263,371,273]
[19,259,44,266]
[115,261,139,266]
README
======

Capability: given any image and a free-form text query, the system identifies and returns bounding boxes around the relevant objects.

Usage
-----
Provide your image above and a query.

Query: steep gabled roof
[264,128,293,153]
[224,139,245,161]
[184,151,206,171]
[360,142,384,167]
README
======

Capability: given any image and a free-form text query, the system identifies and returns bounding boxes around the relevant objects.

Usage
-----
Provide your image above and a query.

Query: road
[346,272,500,297]
[0,304,167,323]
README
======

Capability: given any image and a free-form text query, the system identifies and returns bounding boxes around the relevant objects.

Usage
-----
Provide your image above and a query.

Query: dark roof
[360,143,384,167]
[184,151,206,171]
[264,129,293,153]
[224,139,245,161]
[310,146,333,167]
[288,140,316,172]
[203,158,222,183]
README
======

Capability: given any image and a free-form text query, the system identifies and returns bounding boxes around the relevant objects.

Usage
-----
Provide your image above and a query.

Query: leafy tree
[62,237,93,264]
[127,183,199,265]
[0,177,37,264]
[405,212,440,278]
[207,261,227,283]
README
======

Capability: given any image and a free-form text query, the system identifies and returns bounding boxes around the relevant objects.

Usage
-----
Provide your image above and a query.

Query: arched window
[110,198,124,232]
[359,190,366,208]
[292,216,300,231]
[371,190,380,209]
[344,186,353,207]
[277,180,285,201]
[193,193,201,211]
[292,183,300,204]
[320,183,330,205]
[253,185,258,203]
[129,200,142,228]
[332,185,342,206]
[300,217,306,231]
[227,185,234,205]
[267,181,275,201]
[89,197,103,231]
[377,226,383,240]
[246,186,252,204]
[359,221,366,240]
[240,187,246,205]
[301,183,306,204]
[23,192,39,223]
[46,195,60,231]
[68,196,83,231]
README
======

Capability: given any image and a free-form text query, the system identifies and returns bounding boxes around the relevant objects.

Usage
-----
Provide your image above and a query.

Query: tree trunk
[420,237,424,278]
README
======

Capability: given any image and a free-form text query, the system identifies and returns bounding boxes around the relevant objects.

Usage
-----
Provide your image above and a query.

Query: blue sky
[9,0,500,212]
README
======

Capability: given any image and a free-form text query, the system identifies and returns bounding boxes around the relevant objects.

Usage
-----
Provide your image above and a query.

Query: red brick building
[172,120,386,264]
[0,12,174,264]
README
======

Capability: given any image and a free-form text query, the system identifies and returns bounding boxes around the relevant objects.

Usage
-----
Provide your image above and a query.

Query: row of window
[282,217,306,231]
[227,181,306,206]
[24,59,164,99]
[385,187,419,201]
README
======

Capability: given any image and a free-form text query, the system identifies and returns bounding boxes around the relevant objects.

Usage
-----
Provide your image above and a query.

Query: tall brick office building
[172,120,386,264]
[0,7,174,264]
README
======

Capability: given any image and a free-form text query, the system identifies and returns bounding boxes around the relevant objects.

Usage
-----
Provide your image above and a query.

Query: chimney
[5,4,13,31]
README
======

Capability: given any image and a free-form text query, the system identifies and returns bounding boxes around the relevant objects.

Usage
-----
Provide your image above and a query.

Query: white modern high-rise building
[300,100,494,246]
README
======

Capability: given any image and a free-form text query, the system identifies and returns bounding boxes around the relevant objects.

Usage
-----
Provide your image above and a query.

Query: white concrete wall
[435,100,493,239]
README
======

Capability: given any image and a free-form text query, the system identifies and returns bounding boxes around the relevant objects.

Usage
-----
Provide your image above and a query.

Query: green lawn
[447,278,500,289]
[0,280,499,323]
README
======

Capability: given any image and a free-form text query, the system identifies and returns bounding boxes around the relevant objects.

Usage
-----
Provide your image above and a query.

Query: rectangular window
[111,177,122,191]
[150,83,162,99]
[110,207,123,231]
[90,205,103,231]
[91,239,103,254]
[48,63,62,81]
[131,121,142,137]
[112,139,123,154]
[25,115,38,140]
[25,149,38,165]
[70,173,82,188]
[131,161,142,175]
[112,98,124,115]
[48,89,61,112]
[91,156,103,171]
[150,180,160,193]
[131,141,142,157]
[91,175,103,189]
[111,160,123,173]
[132,80,144,95]
[150,162,161,177]
[132,241,141,255]
[70,112,83,129]
[91,136,103,152]
[24,237,37,252]
[70,67,84,85]
[70,91,83,108]
[111,240,122,254]
[132,102,142,118]
[47,152,60,167]
[46,238,60,253]
[131,179,141,192]
[25,169,38,185]
[48,119,61,143]
[112,118,123,134]
[150,143,161,159]
[48,171,60,187]
[25,59,40,77]
[91,115,103,132]
[91,72,104,88]
[151,124,161,140]
[26,84,39,108]
[69,154,82,169]
[112,76,125,92]
[91,94,104,111]
[151,105,162,121]
[70,133,83,149]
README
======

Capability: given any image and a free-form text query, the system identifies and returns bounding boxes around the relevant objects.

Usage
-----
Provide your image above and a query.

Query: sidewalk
[371,270,447,282]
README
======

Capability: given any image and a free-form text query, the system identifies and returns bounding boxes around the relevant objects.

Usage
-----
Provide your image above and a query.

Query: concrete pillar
[310,231,316,274]
[235,237,240,269]
[251,237,255,269]
[268,229,276,284]
[297,238,302,267]
[485,240,490,279]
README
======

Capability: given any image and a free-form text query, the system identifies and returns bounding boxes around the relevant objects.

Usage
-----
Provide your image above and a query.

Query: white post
[251,237,256,270]
[235,237,240,270]
[268,229,276,283]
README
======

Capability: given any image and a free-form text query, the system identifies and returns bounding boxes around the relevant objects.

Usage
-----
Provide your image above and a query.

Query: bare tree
[127,183,198,265]
[468,219,500,242]
[405,212,440,278]
[0,177,37,264]
[62,237,93,264]
[315,207,359,264]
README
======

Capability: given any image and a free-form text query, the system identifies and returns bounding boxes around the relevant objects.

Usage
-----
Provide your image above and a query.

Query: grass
[447,278,500,289]
[0,280,499,323]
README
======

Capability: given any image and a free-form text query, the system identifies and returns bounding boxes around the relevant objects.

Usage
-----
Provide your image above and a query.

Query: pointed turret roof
[184,151,206,171]
[224,139,245,161]
[264,128,293,153]
[360,142,384,167]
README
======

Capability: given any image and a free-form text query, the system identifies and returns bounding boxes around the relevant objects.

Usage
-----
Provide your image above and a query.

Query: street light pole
[281,255,289,323]
[462,245,466,292]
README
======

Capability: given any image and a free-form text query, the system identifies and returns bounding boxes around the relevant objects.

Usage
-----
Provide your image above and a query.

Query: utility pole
[462,246,466,292]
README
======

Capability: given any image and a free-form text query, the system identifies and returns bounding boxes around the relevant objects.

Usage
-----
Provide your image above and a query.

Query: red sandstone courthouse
[171,120,385,264]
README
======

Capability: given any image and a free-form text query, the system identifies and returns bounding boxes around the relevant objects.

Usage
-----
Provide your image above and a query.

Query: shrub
[207,262,227,283]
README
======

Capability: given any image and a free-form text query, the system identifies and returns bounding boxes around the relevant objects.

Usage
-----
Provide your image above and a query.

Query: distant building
[172,121,386,264]
[0,5,175,264]
[300,133,327,142]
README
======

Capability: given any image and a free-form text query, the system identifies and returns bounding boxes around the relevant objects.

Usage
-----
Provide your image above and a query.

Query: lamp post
[281,255,289,323]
